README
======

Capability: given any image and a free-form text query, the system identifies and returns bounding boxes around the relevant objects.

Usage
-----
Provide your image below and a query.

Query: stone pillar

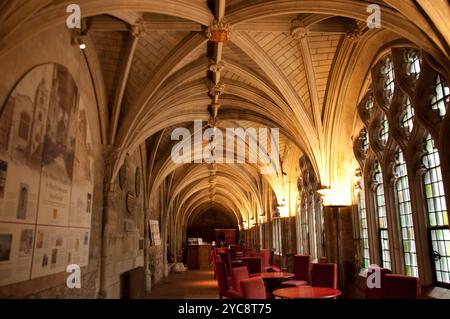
[323,205,356,296]
[98,145,121,299]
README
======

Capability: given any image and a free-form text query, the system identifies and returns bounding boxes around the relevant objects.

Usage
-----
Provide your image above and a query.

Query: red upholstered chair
[251,252,265,271]
[382,274,420,299]
[242,257,262,275]
[268,252,281,272]
[260,249,270,268]
[319,256,328,263]
[311,263,338,289]
[240,277,267,299]
[229,247,237,261]
[212,250,221,279]
[365,266,391,299]
[214,261,243,299]
[243,248,254,257]
[281,255,311,287]
[231,266,250,295]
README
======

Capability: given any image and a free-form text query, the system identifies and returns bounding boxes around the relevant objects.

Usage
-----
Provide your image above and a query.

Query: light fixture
[71,19,88,50]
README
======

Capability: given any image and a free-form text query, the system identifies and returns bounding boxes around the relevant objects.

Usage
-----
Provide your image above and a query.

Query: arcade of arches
[0,0,449,299]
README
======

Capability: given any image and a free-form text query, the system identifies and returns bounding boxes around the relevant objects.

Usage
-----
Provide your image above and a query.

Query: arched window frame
[296,156,323,259]
[354,46,450,290]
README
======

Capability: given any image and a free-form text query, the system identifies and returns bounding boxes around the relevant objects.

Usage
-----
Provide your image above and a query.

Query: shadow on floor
[147,269,219,299]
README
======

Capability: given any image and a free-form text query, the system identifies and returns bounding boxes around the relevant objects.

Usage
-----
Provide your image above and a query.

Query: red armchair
[240,277,267,299]
[281,255,311,287]
[231,266,249,295]
[214,261,243,299]
[365,266,391,299]
[240,257,262,275]
[311,263,338,289]
[382,274,420,299]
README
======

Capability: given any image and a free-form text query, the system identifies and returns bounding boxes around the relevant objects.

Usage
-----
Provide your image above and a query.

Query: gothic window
[302,200,310,255]
[361,128,369,153]
[430,75,449,120]
[365,94,374,111]
[422,134,450,286]
[379,114,389,145]
[405,50,422,79]
[272,218,282,256]
[401,97,415,134]
[374,161,391,269]
[357,187,370,269]
[354,47,450,287]
[382,57,395,104]
[394,150,418,276]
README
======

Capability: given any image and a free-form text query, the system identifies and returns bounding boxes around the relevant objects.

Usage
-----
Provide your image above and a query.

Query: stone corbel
[130,21,147,38]
[290,18,309,39]
[345,21,362,42]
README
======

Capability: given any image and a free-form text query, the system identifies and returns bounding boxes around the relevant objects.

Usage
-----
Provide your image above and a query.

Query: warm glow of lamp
[318,186,352,207]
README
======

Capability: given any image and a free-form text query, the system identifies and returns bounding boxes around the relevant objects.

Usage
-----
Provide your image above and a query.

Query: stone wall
[0,24,162,299]
[101,149,146,299]
[0,26,103,299]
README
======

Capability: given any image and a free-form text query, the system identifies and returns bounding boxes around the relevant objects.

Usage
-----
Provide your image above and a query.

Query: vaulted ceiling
[2,0,449,225]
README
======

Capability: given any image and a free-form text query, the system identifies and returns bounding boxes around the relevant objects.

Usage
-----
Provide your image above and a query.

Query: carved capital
[130,22,147,38]
[346,23,362,42]
[290,18,309,39]
[207,19,231,43]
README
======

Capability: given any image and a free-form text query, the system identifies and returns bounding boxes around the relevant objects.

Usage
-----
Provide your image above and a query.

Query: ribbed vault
[3,0,449,244]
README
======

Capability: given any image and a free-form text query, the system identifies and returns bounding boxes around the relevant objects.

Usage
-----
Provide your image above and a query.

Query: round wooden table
[272,286,342,299]
[254,272,295,298]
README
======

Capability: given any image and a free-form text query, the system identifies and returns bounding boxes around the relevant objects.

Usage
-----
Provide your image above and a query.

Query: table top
[255,272,295,280]
[272,286,342,299]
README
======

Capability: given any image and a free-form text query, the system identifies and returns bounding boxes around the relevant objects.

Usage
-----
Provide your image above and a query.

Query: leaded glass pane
[395,150,418,276]
[405,50,422,79]
[401,97,415,134]
[380,114,389,145]
[430,75,449,119]
[423,134,450,286]
[358,190,370,269]
[382,57,395,105]
[375,161,391,269]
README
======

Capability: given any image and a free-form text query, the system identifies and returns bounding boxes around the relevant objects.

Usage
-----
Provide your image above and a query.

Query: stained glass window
[358,190,370,269]
[430,75,449,120]
[375,161,391,269]
[380,114,389,145]
[382,57,395,104]
[394,150,418,276]
[361,128,369,153]
[405,50,422,79]
[422,134,450,286]
[273,218,282,256]
[365,94,374,112]
[401,97,415,134]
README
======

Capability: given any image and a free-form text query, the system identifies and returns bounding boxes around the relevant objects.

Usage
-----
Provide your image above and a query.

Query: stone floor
[147,269,219,299]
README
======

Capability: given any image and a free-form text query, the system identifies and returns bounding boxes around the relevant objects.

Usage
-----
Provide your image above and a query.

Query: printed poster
[0,224,35,286]
[31,225,68,279]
